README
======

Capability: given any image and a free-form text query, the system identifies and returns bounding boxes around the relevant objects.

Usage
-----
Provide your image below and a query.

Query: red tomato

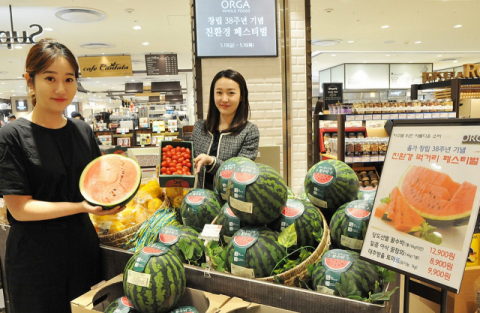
[161,161,168,167]
[168,162,175,167]
[186,162,192,168]
[162,147,168,152]
[177,157,184,163]
[160,167,167,174]
[185,148,191,154]
[180,147,186,152]
[166,170,171,175]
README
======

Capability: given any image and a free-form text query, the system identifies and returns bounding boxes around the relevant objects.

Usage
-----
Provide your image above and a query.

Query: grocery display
[157,225,205,265]
[79,154,142,210]
[123,244,186,313]
[329,99,454,115]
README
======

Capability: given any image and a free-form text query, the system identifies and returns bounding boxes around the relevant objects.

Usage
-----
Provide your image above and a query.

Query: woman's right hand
[83,201,125,216]
[194,154,214,174]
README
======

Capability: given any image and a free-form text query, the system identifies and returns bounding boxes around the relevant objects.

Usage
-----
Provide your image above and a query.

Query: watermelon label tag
[322,249,354,291]
[170,306,199,313]
[133,243,169,273]
[309,163,336,208]
[232,227,259,268]
[185,189,208,215]
[231,263,255,279]
[112,296,135,312]
[218,161,238,199]
[230,164,259,213]
[344,200,372,239]
[280,199,305,230]
[158,225,181,246]
[224,204,241,236]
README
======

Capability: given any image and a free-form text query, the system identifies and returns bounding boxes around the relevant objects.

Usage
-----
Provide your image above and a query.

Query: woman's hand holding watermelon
[83,201,125,216]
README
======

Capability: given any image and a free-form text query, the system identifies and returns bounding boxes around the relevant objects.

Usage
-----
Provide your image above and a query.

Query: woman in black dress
[0,39,124,312]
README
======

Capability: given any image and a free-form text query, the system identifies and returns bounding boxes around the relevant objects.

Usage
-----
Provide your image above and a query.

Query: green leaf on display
[274,275,285,285]
[278,224,297,249]
[307,264,315,277]
[368,287,399,302]
[335,274,361,298]
[380,194,391,204]
[312,220,324,243]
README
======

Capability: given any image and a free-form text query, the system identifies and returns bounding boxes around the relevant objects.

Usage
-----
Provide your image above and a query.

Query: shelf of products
[327,99,454,115]
[345,111,457,121]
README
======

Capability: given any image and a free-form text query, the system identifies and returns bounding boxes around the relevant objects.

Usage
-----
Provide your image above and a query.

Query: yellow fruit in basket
[135,208,149,224]
[147,198,163,213]
[119,207,136,226]
[183,189,189,196]
[173,195,184,208]
[166,187,183,200]
[91,214,116,224]
[109,220,126,234]
[137,179,163,199]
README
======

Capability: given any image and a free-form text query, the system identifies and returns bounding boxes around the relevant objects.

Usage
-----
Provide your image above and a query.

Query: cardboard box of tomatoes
[158,141,196,188]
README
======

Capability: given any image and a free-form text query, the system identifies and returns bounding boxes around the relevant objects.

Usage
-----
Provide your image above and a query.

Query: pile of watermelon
[180,188,221,232]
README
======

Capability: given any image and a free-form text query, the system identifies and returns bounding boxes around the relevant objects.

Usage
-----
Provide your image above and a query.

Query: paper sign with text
[361,124,480,293]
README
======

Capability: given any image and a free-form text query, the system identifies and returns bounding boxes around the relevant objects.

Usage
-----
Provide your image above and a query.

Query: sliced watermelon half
[187,195,205,204]
[282,206,303,218]
[234,235,256,247]
[221,169,234,179]
[347,208,371,218]
[234,172,256,183]
[159,233,178,244]
[226,207,237,217]
[121,297,133,307]
[324,258,351,270]
[142,246,163,254]
[313,172,333,185]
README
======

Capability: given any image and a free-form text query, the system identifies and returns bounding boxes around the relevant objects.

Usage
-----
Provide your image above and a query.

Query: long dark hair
[204,69,250,135]
[25,39,79,107]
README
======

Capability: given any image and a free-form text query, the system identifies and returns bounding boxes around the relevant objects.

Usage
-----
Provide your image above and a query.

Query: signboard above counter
[145,54,178,75]
[78,55,133,78]
[319,63,433,92]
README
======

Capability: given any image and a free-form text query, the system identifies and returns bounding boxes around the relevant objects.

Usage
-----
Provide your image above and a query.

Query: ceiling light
[363,61,367,63]
[454,25,462,28]
[14,46,22,49]
[331,54,336,57]
[347,41,354,43]
[385,55,390,56]
[142,42,149,45]
[133,26,142,30]
[131,79,135,81]
[408,61,413,63]
[381,25,389,28]
[55,8,106,23]
[453,60,458,63]
[79,42,114,49]
[311,39,342,46]
[11,90,14,92]
[16,77,21,78]
[414,41,421,44]
[314,61,318,64]
[44,28,53,31]
[439,58,461,62]
[1,83,5,84]
[437,55,442,57]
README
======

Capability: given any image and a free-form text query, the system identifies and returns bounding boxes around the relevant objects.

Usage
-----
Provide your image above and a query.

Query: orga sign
[422,63,480,83]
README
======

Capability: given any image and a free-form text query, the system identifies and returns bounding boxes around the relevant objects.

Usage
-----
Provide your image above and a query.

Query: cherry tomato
[185,148,191,154]
[165,170,171,175]
[186,162,192,168]
[160,167,167,173]
[161,161,168,167]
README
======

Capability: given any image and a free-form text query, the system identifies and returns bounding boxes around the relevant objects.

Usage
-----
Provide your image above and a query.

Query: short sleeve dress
[0,117,102,312]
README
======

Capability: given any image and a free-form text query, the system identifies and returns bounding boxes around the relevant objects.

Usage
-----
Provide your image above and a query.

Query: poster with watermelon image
[361,121,480,293]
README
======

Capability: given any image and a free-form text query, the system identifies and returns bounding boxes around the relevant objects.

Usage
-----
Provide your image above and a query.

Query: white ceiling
[1,0,479,104]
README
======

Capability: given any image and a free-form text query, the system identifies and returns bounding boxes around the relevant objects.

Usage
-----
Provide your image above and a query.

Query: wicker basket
[257,208,330,286]
[98,194,171,249]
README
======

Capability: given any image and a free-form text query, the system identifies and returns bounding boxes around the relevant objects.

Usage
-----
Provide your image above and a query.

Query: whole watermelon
[213,186,226,207]
[226,163,287,226]
[104,296,138,313]
[123,244,186,313]
[304,159,359,223]
[311,249,379,298]
[214,156,255,202]
[157,225,205,264]
[269,198,324,248]
[226,227,286,278]
[330,200,372,251]
[180,188,221,232]
[215,202,243,242]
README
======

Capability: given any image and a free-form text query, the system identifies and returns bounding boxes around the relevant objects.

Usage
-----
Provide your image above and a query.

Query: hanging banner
[78,55,133,78]
[361,119,480,293]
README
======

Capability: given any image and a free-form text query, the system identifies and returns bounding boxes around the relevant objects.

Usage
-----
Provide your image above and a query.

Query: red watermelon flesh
[143,247,162,254]
[386,187,400,220]
[221,169,234,179]
[121,297,133,307]
[234,235,255,247]
[325,258,350,270]
[188,196,205,203]
[442,181,476,215]
[234,172,256,182]
[347,208,371,218]
[313,173,333,185]
[393,190,425,232]
[159,234,178,244]
[282,206,302,218]
[226,207,237,217]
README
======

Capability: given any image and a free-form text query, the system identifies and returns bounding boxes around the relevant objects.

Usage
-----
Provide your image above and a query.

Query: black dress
[0,118,102,312]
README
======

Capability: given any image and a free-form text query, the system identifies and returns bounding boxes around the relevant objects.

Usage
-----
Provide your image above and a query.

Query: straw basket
[98,194,171,248]
[257,207,330,286]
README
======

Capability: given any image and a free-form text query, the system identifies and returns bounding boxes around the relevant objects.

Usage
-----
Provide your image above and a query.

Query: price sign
[361,120,480,293]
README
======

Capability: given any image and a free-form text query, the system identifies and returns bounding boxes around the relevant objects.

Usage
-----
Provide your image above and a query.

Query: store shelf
[321,153,386,163]
[344,112,456,121]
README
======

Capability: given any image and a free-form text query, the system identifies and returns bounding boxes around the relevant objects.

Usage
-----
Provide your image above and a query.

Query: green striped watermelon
[123,244,186,313]
[226,227,286,278]
[180,189,221,232]
[104,296,138,312]
[304,160,359,223]
[226,163,288,226]
[214,157,255,201]
[269,198,324,248]
[157,225,205,264]
[311,249,379,298]
[215,202,243,241]
[329,200,372,251]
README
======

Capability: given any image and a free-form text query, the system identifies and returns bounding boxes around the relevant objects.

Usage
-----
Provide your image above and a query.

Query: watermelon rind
[180,189,221,232]
[79,154,142,210]
[311,249,380,298]
[226,228,286,278]
[226,163,288,226]
[123,247,186,313]
[215,203,243,240]
[329,201,371,251]
[157,225,205,264]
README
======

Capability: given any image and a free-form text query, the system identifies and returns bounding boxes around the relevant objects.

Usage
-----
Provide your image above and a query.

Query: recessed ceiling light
[331,54,336,57]
[311,39,342,46]
[1,83,5,84]
[385,55,390,56]
[131,79,135,82]
[381,25,389,29]
[142,42,149,45]
[363,61,367,63]
[16,76,21,78]
[55,8,106,23]
[44,28,53,31]
[453,60,458,63]
[133,26,142,30]
[347,40,354,43]
[408,61,413,63]
[437,55,442,57]
[11,90,14,92]
[414,41,421,44]
[14,46,22,49]
[79,42,114,49]
[454,25,462,28]
[314,61,318,64]
[439,57,461,62]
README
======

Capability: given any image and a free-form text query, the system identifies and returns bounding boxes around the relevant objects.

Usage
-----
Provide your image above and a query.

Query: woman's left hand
[84,201,125,216]
[194,154,214,174]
